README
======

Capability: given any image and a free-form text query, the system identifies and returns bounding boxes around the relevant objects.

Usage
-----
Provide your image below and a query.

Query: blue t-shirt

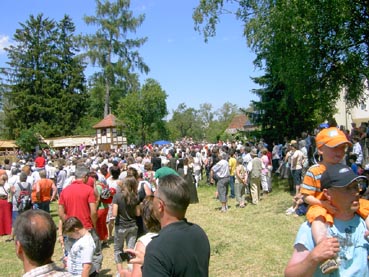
[294,216,369,276]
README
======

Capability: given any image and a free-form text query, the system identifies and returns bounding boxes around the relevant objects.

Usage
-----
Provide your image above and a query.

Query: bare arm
[143,183,153,196]
[285,237,340,277]
[131,241,146,277]
[304,195,337,214]
[58,219,65,251]
[112,203,118,218]
[82,263,92,277]
[50,181,57,201]
[58,204,67,222]
[89,202,97,228]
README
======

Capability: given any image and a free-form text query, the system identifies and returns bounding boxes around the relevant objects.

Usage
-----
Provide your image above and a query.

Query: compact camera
[119,252,135,262]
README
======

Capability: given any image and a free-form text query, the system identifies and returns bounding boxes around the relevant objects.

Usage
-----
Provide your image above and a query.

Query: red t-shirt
[34,156,46,168]
[59,180,96,229]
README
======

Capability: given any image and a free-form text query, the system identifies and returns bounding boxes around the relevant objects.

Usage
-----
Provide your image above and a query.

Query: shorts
[217,177,229,202]
[306,205,334,225]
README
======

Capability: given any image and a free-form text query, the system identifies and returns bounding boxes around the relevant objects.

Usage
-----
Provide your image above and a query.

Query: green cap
[154,167,179,179]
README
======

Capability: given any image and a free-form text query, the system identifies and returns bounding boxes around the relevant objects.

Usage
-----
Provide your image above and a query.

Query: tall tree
[194,0,369,139]
[81,0,149,117]
[1,14,87,138]
[117,78,167,145]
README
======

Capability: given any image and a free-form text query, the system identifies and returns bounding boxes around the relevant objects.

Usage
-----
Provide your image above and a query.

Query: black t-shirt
[112,192,138,228]
[143,219,210,277]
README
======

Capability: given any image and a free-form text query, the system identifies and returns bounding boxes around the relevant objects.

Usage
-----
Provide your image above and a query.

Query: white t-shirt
[67,232,96,276]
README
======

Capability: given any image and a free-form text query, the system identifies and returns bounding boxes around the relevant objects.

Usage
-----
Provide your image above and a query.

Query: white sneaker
[285,207,295,215]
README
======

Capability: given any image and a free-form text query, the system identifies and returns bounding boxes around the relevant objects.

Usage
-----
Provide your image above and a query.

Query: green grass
[0,176,304,276]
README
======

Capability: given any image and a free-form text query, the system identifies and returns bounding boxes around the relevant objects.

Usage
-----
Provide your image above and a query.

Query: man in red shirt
[58,164,103,273]
[34,150,46,170]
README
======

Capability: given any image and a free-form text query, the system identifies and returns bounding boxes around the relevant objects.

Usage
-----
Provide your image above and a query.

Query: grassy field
[0,177,304,277]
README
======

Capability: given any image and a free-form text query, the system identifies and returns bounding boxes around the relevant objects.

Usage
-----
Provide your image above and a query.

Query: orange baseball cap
[315,127,352,149]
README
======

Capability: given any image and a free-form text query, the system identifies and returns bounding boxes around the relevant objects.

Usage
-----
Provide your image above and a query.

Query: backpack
[17,182,32,213]
[100,183,115,204]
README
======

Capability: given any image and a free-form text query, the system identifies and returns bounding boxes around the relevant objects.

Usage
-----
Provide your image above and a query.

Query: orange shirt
[32,178,54,203]
[300,163,326,200]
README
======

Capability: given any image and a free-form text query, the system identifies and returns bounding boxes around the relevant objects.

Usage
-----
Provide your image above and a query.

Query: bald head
[14,209,57,265]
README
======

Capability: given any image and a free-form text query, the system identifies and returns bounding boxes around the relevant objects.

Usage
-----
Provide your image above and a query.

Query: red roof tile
[228,114,248,129]
[93,114,118,129]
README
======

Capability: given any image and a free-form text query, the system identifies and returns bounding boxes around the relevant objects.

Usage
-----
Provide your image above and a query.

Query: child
[285,192,307,216]
[348,154,358,174]
[63,217,96,277]
[301,127,369,274]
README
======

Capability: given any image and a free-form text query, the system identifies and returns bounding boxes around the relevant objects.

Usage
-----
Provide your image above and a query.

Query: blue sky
[0,0,261,116]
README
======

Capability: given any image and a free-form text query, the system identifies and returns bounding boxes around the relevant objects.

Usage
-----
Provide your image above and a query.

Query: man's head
[75,164,89,179]
[154,174,190,221]
[321,164,367,213]
[14,209,57,265]
[315,127,351,164]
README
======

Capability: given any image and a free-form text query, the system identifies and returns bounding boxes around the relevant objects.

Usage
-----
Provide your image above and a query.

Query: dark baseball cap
[321,163,367,189]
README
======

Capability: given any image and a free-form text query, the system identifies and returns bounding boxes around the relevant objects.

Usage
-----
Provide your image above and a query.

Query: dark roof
[228,114,248,129]
[226,114,257,134]
[93,114,119,129]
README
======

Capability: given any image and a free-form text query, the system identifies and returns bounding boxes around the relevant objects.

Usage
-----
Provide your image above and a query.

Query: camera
[119,252,135,262]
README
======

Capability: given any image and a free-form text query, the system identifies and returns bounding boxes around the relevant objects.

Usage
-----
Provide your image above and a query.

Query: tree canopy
[117,78,168,145]
[2,14,87,139]
[80,0,149,117]
[194,0,369,140]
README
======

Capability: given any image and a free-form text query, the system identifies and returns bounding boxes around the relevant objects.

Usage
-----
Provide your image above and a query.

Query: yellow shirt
[228,157,237,176]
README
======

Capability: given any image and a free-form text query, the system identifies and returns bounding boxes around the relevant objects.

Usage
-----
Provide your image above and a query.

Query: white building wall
[334,87,369,129]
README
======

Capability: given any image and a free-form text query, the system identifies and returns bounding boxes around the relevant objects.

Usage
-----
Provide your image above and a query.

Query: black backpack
[17,182,32,213]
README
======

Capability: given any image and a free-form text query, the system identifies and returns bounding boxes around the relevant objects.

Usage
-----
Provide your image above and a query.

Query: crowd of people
[1,120,369,276]
[0,141,213,276]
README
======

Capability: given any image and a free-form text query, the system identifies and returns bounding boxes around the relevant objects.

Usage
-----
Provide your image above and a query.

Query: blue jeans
[229,176,235,198]
[291,169,302,186]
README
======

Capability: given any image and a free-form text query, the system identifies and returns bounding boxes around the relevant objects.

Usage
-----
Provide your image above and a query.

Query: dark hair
[122,176,138,205]
[141,196,161,233]
[157,174,190,214]
[127,167,138,179]
[63,216,84,234]
[100,164,109,175]
[88,171,99,181]
[14,209,57,265]
[110,165,121,179]
[144,162,153,171]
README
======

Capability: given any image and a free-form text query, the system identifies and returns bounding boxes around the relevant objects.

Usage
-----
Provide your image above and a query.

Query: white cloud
[0,35,11,54]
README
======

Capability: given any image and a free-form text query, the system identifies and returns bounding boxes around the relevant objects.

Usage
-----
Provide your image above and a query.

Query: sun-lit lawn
[0,176,304,277]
